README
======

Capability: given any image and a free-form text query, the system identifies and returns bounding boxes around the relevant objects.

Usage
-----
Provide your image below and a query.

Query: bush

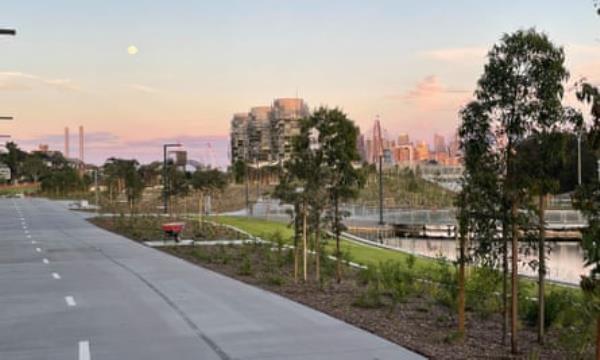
[430,258,458,309]
[379,260,414,307]
[554,299,595,359]
[521,288,577,329]
[353,284,384,309]
[466,266,502,318]
[237,253,253,276]
[262,273,285,286]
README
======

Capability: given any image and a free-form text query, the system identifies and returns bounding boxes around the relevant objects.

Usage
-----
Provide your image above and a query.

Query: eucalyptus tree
[191,167,227,219]
[103,158,144,211]
[510,110,580,347]
[0,142,26,183]
[573,81,600,360]
[457,101,503,338]
[274,107,363,284]
[273,170,303,282]
[313,107,364,283]
[473,29,568,352]
[276,113,329,282]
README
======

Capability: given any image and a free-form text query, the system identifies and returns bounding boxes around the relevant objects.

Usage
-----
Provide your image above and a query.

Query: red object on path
[161,222,185,242]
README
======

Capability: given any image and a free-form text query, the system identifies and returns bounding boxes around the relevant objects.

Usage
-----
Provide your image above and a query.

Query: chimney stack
[79,125,84,165]
[64,127,70,158]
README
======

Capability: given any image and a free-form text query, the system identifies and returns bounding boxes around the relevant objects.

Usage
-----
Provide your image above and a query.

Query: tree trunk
[334,193,341,284]
[511,202,519,354]
[502,221,509,346]
[458,224,466,338]
[199,192,204,229]
[538,194,546,344]
[596,315,600,360]
[302,199,308,282]
[315,210,321,283]
[294,202,300,283]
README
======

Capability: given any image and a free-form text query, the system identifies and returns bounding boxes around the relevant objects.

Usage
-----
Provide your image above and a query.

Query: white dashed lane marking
[79,341,91,360]
[52,273,61,280]
[65,296,77,307]
[42,258,49,264]
[35,247,42,253]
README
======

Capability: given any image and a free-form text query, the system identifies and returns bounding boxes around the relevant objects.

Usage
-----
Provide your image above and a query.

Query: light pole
[163,143,181,214]
[577,130,583,186]
[378,154,384,225]
[93,169,100,211]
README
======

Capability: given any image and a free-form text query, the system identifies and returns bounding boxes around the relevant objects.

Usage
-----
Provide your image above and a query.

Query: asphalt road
[0,198,425,360]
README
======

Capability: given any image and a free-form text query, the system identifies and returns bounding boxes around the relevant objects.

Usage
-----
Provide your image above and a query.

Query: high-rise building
[230,113,250,164]
[414,141,430,162]
[397,133,410,146]
[230,98,309,165]
[249,106,272,162]
[356,133,367,162]
[433,133,446,153]
[392,145,413,165]
[64,127,70,158]
[271,98,309,162]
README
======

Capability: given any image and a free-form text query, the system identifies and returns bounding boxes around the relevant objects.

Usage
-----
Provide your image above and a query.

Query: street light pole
[378,154,384,225]
[94,169,99,211]
[162,143,181,215]
[577,131,582,186]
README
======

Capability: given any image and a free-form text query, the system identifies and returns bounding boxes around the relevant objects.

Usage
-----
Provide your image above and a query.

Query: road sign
[0,164,10,181]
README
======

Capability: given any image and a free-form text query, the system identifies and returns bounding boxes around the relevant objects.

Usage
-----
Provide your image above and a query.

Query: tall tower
[64,127,70,158]
[371,116,384,164]
[79,126,84,165]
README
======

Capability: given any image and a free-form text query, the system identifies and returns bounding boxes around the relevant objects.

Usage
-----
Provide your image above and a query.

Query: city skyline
[1,1,599,165]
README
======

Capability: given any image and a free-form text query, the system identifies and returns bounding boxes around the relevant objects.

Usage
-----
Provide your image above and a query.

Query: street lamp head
[0,29,16,36]
[0,117,14,120]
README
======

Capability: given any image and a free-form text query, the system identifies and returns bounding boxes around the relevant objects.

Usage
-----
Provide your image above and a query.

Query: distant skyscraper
[414,141,430,162]
[433,133,446,153]
[397,133,410,146]
[64,127,70,158]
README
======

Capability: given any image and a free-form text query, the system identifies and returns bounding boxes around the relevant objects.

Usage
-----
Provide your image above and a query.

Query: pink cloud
[421,47,487,62]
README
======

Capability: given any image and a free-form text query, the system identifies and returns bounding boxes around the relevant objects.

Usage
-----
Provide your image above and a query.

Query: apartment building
[230,98,309,165]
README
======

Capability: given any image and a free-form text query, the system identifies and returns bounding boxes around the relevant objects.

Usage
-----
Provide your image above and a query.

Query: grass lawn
[210,215,580,295]
[0,183,39,196]
[211,215,436,271]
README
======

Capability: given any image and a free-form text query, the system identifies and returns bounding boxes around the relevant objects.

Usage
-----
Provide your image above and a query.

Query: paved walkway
[0,198,425,360]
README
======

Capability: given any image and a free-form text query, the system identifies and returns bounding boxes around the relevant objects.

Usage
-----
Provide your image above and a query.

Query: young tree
[573,81,600,360]
[474,29,568,353]
[0,142,27,183]
[273,170,303,282]
[103,158,144,211]
[191,167,227,219]
[457,101,503,338]
[314,107,364,283]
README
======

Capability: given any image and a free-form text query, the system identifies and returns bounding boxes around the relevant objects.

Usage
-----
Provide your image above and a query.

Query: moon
[127,45,139,55]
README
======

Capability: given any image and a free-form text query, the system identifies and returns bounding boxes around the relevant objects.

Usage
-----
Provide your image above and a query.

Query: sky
[1,1,599,167]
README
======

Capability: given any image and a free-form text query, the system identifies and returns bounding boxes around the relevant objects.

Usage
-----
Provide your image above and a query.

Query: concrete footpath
[0,198,425,360]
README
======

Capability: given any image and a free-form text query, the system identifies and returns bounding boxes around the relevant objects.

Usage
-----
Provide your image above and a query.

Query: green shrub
[262,273,285,286]
[378,260,415,307]
[521,288,576,329]
[554,299,595,359]
[237,253,253,276]
[431,258,457,309]
[466,266,502,318]
[353,284,384,309]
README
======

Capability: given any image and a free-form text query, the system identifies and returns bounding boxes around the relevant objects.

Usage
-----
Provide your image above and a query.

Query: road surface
[0,198,425,360]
